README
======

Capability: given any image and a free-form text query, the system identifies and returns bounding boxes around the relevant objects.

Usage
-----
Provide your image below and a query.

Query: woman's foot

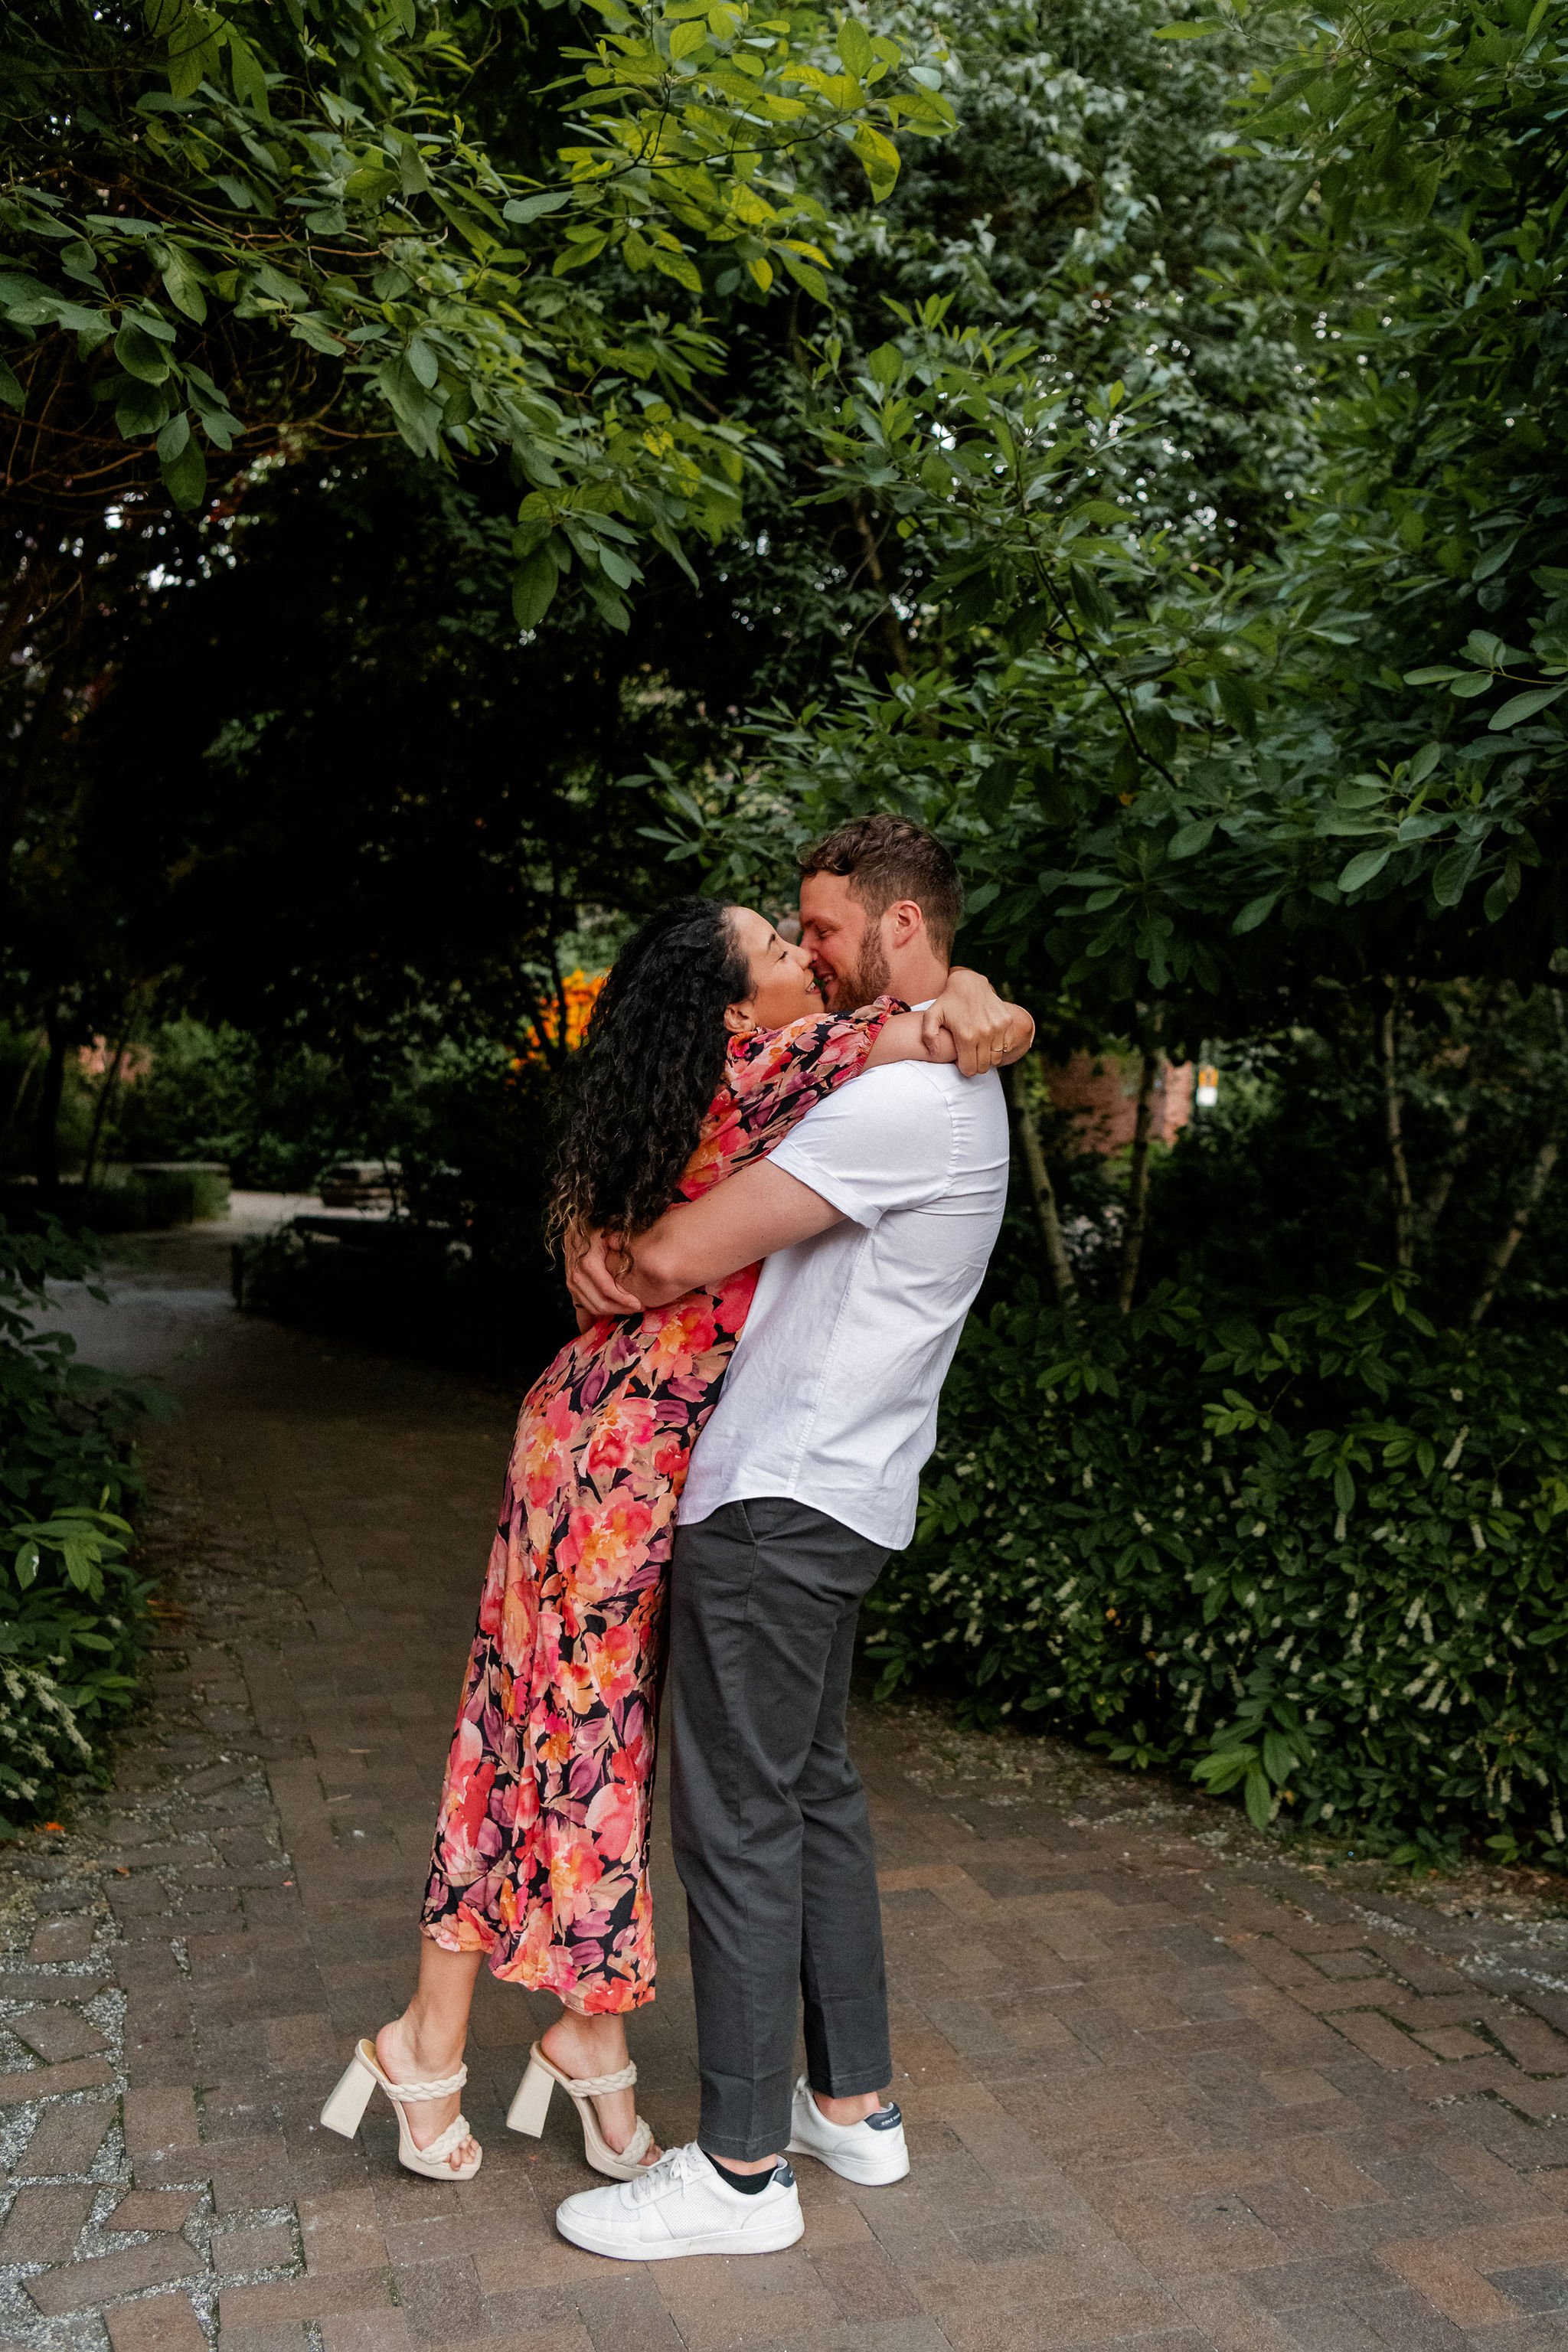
[541,2013,662,2165]
[374,2016,479,2173]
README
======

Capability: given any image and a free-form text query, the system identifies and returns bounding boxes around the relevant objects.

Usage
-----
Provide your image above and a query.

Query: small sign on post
[1197,1064,1220,1108]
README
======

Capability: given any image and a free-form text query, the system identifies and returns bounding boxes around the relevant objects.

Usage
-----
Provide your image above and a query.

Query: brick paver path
[8,1223,1568,2347]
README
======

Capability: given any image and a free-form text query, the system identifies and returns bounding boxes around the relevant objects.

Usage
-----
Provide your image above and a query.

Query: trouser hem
[698,2130,790,2164]
[809,2063,890,2099]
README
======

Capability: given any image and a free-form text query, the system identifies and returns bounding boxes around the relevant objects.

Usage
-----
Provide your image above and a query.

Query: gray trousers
[668,1496,893,2161]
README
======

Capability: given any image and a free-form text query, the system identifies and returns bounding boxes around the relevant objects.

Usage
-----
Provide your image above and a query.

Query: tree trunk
[1470,1133,1561,1326]
[31,1017,67,1207]
[1117,1012,1163,1315]
[1422,1105,1472,1234]
[1005,1058,1076,1303]
[1380,984,1415,1269]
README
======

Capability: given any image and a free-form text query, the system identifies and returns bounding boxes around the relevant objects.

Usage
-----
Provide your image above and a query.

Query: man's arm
[568,1161,843,1318]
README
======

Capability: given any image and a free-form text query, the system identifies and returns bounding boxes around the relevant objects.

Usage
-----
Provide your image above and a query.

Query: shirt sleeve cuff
[768,1138,883,1229]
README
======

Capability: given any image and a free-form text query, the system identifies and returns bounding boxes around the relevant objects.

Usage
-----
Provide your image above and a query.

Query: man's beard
[827,932,891,1011]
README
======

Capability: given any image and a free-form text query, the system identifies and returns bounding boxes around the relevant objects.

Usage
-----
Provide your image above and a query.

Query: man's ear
[886,898,925,949]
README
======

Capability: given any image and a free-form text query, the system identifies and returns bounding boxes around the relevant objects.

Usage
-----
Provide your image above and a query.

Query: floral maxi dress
[420,1001,893,2013]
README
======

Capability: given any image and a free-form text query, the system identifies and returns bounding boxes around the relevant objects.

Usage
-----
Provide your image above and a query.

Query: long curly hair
[548,897,749,1246]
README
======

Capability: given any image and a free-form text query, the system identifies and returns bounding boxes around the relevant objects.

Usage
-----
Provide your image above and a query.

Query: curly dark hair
[549,896,749,1246]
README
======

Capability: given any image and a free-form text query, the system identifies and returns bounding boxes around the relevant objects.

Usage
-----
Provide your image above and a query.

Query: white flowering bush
[873,1275,1568,1865]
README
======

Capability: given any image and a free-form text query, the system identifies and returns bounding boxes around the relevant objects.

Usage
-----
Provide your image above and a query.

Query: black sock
[707,2154,777,2194]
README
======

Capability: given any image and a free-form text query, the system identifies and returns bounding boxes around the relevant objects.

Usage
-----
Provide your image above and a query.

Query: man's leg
[668,1497,890,2164]
[799,1582,891,2109]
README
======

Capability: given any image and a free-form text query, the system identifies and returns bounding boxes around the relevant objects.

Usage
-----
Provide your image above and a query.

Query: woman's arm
[867,975,1035,1075]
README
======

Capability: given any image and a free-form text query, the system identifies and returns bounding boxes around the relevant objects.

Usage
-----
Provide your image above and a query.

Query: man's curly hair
[549,896,750,1246]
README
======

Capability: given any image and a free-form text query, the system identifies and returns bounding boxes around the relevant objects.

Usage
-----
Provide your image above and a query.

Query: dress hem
[419,1916,658,2014]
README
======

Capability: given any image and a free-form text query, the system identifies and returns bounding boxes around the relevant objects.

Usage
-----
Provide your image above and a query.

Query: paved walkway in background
[8,1220,1568,2347]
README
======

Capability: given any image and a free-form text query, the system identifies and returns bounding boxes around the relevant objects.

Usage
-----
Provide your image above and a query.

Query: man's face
[798,872,890,1011]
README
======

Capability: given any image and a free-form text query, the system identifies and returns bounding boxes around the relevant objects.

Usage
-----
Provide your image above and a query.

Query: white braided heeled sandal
[320,2038,482,2180]
[507,2040,656,2180]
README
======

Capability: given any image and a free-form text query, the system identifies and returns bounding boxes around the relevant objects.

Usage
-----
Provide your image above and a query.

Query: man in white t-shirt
[557,817,1017,2263]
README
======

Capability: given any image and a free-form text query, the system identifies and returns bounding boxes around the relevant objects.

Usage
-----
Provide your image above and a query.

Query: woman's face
[725,905,824,1031]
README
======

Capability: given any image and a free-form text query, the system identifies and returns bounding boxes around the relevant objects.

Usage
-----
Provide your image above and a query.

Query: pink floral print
[420,1001,895,2011]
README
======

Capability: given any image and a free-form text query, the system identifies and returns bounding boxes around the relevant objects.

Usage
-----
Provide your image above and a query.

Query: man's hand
[567,1227,642,1320]
[921,969,1035,1076]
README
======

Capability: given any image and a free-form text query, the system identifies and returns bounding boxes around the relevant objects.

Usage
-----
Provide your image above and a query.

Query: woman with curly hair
[322,895,1027,2184]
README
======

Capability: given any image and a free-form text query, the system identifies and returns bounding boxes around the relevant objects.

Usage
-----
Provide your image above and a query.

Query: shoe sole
[556,2208,805,2261]
[785,2135,910,2186]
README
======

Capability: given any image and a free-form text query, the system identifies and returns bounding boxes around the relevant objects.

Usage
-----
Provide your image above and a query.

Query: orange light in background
[1197,1063,1220,1107]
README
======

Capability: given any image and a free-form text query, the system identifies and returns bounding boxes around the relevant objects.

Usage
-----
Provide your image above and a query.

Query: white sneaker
[555,2141,804,2261]
[785,2078,910,2185]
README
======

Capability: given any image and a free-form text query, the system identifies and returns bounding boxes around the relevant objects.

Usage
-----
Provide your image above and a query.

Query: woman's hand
[567,1227,643,1319]
[921,970,1035,1075]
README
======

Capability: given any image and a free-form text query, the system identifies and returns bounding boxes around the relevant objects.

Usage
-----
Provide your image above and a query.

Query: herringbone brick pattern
[7,1237,1568,2347]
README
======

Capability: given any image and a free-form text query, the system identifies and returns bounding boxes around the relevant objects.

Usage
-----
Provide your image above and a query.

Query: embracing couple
[322,815,1031,2259]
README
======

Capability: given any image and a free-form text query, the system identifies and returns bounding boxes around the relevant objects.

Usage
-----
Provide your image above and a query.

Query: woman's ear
[723,1001,756,1036]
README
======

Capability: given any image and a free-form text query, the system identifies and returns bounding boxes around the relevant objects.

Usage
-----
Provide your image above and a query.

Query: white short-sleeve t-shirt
[678,1057,1010,1550]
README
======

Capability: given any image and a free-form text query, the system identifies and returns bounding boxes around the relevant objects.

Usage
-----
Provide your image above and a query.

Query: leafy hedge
[0,1219,159,1831]
[872,1276,1568,1864]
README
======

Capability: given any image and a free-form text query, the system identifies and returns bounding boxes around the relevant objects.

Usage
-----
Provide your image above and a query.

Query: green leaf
[598,544,639,591]
[838,15,873,76]
[116,378,172,437]
[650,246,703,294]
[0,358,23,412]
[1243,1761,1273,1830]
[1490,684,1568,731]
[1155,19,1225,34]
[1069,563,1116,632]
[1338,846,1392,892]
[553,231,609,276]
[1232,892,1278,933]
[850,122,901,201]
[670,18,710,58]
[584,570,631,631]
[227,28,271,116]
[511,547,560,631]
[1449,671,1494,698]
[14,1542,39,1590]
[114,320,172,383]
[778,248,828,304]
[1431,844,1479,907]
[161,433,207,509]
[1262,1730,1295,1785]
[1403,666,1465,685]
[155,410,191,463]
[505,192,572,225]
[1168,818,1217,859]
[159,247,208,323]
[1472,534,1519,584]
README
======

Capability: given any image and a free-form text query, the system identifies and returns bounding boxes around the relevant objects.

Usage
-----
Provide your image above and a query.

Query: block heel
[318,2037,482,2180]
[508,2040,655,2180]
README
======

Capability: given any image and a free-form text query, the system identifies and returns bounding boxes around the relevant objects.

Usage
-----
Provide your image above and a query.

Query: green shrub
[874,1276,1568,1865]
[0,1217,161,1830]
[80,1163,230,1233]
